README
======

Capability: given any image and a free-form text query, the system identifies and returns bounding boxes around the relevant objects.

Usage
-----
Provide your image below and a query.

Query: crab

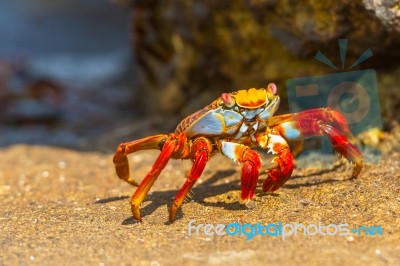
[113,83,363,222]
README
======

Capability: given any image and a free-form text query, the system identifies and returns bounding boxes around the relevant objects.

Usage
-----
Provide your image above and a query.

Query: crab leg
[269,107,355,141]
[257,133,294,192]
[291,140,304,158]
[220,142,261,202]
[117,133,189,221]
[113,134,167,186]
[130,140,176,221]
[169,137,212,222]
[274,118,363,178]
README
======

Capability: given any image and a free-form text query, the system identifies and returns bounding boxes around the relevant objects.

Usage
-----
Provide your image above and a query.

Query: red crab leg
[169,137,212,222]
[115,133,189,221]
[269,107,355,141]
[274,118,363,178]
[130,139,176,221]
[220,142,261,202]
[256,134,294,192]
[291,140,304,158]
[241,149,262,201]
[113,134,167,186]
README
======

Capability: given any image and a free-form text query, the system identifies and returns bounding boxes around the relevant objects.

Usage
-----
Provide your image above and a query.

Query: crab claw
[240,161,259,202]
[220,142,262,203]
[239,149,262,202]
[131,202,142,221]
[263,147,294,192]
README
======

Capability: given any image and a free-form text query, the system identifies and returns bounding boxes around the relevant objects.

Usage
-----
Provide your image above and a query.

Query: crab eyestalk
[221,93,235,107]
[267,83,277,94]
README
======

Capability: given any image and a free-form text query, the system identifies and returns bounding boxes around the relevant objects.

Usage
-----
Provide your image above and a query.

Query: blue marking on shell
[242,108,264,119]
[252,121,259,131]
[184,108,242,137]
[235,132,243,139]
[281,122,301,139]
[235,123,248,139]
[222,110,243,126]
[258,97,280,120]
[239,123,248,133]
[226,127,238,134]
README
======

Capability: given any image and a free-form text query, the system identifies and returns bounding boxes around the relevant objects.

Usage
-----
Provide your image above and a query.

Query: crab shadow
[284,163,353,189]
[96,166,349,223]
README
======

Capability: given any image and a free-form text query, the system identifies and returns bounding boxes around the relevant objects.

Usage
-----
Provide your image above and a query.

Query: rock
[4,99,60,124]
[125,0,400,125]
[363,0,400,32]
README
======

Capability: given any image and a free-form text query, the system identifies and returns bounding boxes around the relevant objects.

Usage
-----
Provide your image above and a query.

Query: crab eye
[267,83,277,95]
[221,93,235,107]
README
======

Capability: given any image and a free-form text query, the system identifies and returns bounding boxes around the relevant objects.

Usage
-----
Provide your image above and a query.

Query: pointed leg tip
[131,203,142,221]
[169,213,175,223]
[169,203,178,223]
[350,161,363,179]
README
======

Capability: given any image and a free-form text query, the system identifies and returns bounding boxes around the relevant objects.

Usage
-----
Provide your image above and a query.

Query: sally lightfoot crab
[113,83,363,222]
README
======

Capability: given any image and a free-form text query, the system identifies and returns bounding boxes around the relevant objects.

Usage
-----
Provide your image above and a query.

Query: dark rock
[127,0,400,124]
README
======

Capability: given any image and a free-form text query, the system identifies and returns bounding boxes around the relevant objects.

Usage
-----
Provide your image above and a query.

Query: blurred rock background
[126,0,400,127]
[0,0,132,150]
[0,0,399,151]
